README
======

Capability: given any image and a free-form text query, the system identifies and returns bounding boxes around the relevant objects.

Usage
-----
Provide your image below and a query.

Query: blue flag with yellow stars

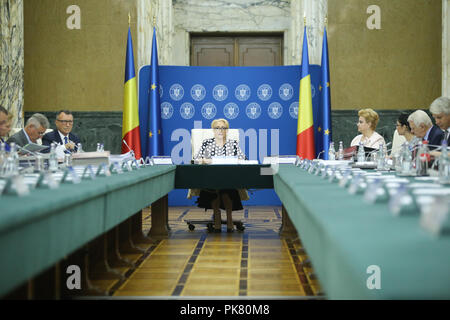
[317,26,332,159]
[146,27,163,157]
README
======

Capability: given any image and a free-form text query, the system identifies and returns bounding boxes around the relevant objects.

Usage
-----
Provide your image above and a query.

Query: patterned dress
[194,138,246,211]
[194,138,246,159]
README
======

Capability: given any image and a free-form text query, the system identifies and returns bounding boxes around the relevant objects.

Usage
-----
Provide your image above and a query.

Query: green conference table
[0,165,176,297]
[273,164,450,299]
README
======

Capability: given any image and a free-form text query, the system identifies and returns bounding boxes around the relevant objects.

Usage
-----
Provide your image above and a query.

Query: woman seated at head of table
[193,118,247,233]
[350,108,386,150]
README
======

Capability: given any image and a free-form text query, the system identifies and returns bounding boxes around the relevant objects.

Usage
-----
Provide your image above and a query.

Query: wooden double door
[190,34,283,67]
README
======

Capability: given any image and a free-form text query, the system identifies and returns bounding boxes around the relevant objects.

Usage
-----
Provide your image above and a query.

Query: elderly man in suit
[0,106,10,143]
[42,110,81,153]
[407,109,444,150]
[429,97,450,143]
[7,113,49,147]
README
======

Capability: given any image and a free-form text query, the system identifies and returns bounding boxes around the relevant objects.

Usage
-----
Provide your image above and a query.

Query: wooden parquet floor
[92,206,323,298]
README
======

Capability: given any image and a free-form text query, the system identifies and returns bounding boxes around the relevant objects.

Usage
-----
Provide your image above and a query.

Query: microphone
[365,142,392,161]
[316,150,325,160]
[122,139,137,160]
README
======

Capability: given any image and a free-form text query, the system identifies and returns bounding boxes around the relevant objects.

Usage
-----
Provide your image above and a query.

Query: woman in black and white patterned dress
[194,118,246,232]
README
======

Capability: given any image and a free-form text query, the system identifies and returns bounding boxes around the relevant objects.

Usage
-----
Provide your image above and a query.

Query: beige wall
[24,0,137,112]
[328,0,442,110]
[23,0,442,112]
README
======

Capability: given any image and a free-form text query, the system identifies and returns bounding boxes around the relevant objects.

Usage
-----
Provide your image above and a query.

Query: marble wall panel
[0,0,24,127]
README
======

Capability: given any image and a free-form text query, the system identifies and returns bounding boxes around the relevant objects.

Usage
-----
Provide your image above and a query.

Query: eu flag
[146,27,163,157]
[317,27,332,159]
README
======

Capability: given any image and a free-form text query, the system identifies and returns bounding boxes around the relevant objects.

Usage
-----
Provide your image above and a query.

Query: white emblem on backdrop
[235,84,251,101]
[201,102,217,119]
[213,84,228,101]
[257,84,273,101]
[169,83,184,101]
[268,102,283,119]
[311,84,316,98]
[245,102,262,119]
[289,102,299,119]
[223,103,239,120]
[160,102,173,119]
[279,83,294,101]
[190,84,206,101]
[159,85,163,98]
[180,102,195,119]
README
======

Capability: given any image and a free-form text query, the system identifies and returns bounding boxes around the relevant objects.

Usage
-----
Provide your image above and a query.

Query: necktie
[64,136,68,144]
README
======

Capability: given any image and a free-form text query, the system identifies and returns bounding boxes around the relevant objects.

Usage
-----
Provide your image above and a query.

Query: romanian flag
[147,27,163,157]
[296,27,315,159]
[122,28,142,159]
[318,26,332,159]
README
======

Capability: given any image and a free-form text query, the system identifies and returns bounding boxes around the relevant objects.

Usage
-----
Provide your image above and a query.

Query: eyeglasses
[56,119,73,124]
[213,127,228,131]
[37,130,46,136]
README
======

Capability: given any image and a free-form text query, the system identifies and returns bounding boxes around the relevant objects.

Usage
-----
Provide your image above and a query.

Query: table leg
[89,235,125,281]
[279,205,298,239]
[132,210,154,244]
[148,195,169,239]
[107,227,135,268]
[119,216,146,253]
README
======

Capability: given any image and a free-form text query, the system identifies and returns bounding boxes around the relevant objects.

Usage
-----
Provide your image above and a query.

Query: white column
[0,0,24,127]
[137,0,173,72]
[290,0,327,65]
[443,0,449,97]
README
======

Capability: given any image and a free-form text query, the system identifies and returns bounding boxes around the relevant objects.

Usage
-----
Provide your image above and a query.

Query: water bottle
[401,143,412,174]
[48,143,58,172]
[416,141,429,176]
[328,142,336,160]
[357,142,365,163]
[77,143,84,153]
[438,140,450,184]
[0,143,6,172]
[377,143,386,170]
[338,141,344,160]
[10,143,19,175]
[96,143,101,152]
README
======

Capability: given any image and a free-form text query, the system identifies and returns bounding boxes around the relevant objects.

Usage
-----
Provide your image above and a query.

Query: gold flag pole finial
[304,14,306,25]
[128,12,131,26]
[153,16,156,27]
[325,16,328,27]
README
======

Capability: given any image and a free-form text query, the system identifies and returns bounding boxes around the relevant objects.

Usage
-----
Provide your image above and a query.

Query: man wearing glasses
[7,113,49,147]
[42,110,80,152]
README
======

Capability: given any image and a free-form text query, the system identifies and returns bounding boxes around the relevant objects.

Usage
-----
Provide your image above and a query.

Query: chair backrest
[191,128,240,159]
[391,129,407,156]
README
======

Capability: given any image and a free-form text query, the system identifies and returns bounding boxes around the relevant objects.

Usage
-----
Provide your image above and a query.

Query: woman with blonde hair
[193,118,247,232]
[350,108,386,149]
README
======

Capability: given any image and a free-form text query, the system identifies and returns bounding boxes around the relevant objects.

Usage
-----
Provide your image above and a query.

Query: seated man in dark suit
[429,96,450,157]
[42,110,81,153]
[7,113,49,147]
[407,109,444,149]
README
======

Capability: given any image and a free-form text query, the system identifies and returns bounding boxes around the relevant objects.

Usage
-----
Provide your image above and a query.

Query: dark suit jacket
[42,130,81,152]
[426,125,444,149]
[6,129,29,147]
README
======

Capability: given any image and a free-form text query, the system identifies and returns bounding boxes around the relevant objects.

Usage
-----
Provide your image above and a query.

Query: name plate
[3,175,30,196]
[263,156,298,165]
[151,156,173,165]
[211,156,238,165]
[420,195,450,236]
